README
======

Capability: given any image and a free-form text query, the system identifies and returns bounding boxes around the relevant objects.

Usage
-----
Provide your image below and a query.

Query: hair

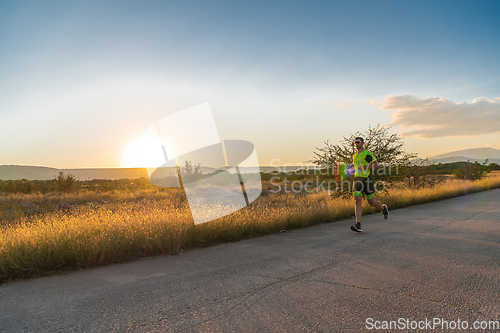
[355,137,364,142]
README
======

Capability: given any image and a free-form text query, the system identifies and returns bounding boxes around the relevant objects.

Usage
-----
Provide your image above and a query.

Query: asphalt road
[1,189,499,332]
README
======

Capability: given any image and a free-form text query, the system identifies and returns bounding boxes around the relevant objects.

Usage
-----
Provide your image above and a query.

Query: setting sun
[121,136,168,168]
[121,138,145,168]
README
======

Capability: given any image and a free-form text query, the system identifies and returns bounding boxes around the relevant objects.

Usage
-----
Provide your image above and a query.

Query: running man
[350,137,389,232]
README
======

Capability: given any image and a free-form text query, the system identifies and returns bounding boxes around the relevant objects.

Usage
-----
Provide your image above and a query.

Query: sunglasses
[354,141,362,144]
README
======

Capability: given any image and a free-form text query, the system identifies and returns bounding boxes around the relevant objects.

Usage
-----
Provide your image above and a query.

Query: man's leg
[367,196,383,210]
[367,195,389,219]
[354,194,363,223]
[351,194,364,232]
[352,177,365,232]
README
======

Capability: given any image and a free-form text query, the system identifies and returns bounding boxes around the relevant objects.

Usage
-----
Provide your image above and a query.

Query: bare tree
[310,124,417,167]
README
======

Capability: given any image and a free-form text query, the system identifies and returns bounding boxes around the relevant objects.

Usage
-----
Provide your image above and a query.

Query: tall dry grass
[1,174,500,283]
[363,173,500,214]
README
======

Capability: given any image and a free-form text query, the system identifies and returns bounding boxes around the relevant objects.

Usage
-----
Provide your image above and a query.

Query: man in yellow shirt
[351,137,389,232]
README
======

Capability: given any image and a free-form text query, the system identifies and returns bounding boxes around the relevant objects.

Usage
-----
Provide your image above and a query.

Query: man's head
[354,137,364,150]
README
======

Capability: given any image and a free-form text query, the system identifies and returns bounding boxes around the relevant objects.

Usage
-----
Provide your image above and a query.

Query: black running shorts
[353,175,375,199]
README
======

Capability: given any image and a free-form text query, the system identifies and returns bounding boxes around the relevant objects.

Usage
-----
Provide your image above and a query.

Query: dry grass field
[1,172,500,283]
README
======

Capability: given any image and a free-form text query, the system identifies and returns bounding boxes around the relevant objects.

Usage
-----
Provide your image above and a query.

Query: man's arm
[359,160,379,172]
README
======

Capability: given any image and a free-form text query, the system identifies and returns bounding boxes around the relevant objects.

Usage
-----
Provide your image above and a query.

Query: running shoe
[351,222,362,232]
[381,204,389,220]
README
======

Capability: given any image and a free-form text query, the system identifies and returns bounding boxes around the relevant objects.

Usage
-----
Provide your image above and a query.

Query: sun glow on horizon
[121,136,168,168]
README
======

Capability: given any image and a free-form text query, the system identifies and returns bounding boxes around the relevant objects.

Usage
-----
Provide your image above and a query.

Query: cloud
[331,101,351,107]
[380,95,500,139]
[486,142,500,150]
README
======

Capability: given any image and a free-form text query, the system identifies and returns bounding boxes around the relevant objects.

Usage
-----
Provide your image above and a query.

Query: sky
[1,0,500,168]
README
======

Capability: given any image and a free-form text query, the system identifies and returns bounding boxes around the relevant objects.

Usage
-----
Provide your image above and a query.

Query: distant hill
[0,165,280,181]
[0,165,148,181]
[0,166,62,181]
[429,147,500,164]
